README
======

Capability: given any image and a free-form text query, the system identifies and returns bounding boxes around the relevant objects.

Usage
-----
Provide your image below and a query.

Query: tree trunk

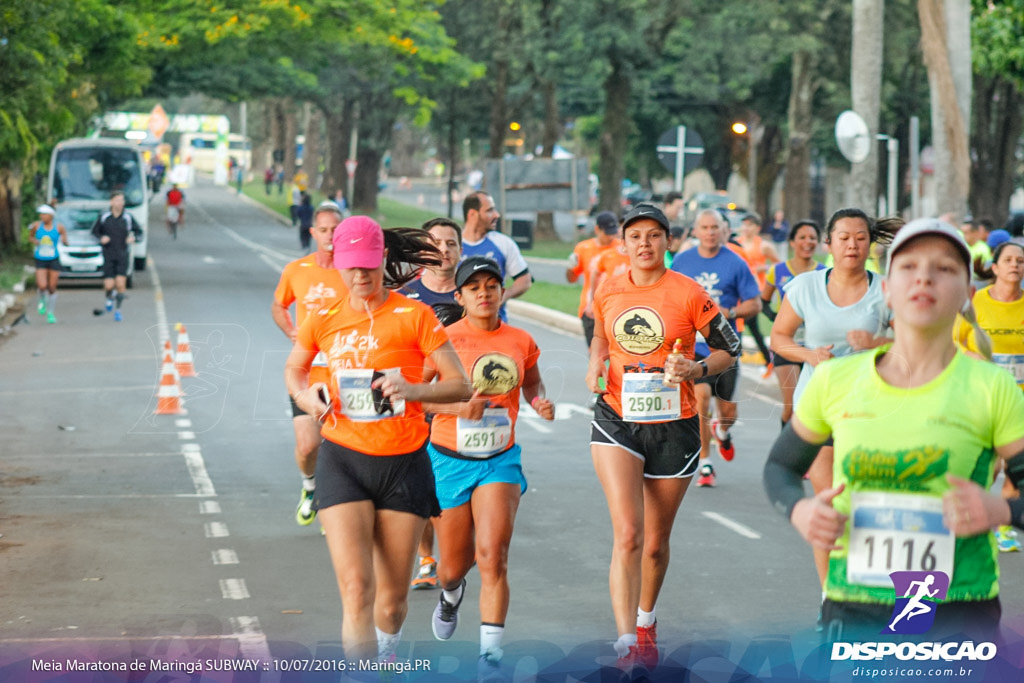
[598,55,630,214]
[970,75,1021,227]
[302,104,322,189]
[283,100,299,182]
[849,0,884,211]
[322,100,353,200]
[919,0,971,221]
[488,58,509,159]
[784,50,816,221]
[0,165,23,251]
[353,147,382,213]
[252,99,274,174]
[532,77,561,241]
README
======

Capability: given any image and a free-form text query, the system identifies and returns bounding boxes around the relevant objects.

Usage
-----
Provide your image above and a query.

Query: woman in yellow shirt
[955,240,1024,551]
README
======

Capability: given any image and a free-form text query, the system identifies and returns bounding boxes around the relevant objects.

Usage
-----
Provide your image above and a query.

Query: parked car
[54,205,134,288]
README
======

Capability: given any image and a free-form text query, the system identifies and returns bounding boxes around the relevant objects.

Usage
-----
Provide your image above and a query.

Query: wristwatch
[698,360,709,378]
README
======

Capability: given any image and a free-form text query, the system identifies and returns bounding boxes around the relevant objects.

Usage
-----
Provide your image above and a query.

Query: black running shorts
[102,250,129,278]
[590,396,701,478]
[694,355,740,401]
[314,439,441,518]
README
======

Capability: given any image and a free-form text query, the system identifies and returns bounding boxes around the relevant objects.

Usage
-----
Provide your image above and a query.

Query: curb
[506,300,582,337]
[235,189,293,227]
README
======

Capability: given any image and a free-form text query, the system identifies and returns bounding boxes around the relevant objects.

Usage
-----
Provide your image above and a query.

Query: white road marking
[518,419,553,434]
[229,616,272,662]
[183,450,216,496]
[259,253,284,273]
[205,522,230,538]
[212,549,239,565]
[219,578,250,600]
[175,419,192,428]
[178,431,196,440]
[200,501,221,514]
[701,511,762,539]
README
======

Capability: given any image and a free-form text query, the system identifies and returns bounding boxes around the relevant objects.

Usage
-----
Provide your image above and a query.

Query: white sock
[302,476,316,492]
[47,293,57,313]
[376,627,401,660]
[480,624,504,659]
[637,607,656,628]
[715,422,729,440]
[613,633,637,657]
[442,582,464,606]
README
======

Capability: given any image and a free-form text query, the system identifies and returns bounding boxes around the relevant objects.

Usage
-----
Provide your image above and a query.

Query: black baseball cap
[595,211,620,234]
[621,203,670,233]
[455,256,503,288]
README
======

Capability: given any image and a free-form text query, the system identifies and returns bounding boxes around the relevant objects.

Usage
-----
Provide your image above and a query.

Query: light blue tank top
[34,224,61,261]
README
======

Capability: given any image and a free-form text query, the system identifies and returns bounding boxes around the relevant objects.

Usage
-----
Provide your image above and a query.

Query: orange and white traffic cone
[174,323,196,377]
[156,342,184,415]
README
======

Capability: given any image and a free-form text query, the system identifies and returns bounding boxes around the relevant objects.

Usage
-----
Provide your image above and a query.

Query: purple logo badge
[883,571,949,635]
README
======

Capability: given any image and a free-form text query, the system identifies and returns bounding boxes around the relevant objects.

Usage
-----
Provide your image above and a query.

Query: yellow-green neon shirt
[795,345,1024,604]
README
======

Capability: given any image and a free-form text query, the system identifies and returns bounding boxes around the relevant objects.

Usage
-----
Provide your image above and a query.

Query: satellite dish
[835,110,871,164]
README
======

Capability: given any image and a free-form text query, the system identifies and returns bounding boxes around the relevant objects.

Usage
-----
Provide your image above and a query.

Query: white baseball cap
[36,204,55,215]
[886,217,972,274]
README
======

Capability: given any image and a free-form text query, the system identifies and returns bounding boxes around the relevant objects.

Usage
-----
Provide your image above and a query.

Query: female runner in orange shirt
[586,204,742,672]
[421,256,555,679]
[285,216,472,664]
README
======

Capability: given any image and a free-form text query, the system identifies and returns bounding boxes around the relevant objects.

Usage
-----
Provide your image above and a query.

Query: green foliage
[972,0,1024,90]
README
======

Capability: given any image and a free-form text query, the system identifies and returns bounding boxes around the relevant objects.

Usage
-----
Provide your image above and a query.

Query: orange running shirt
[593,270,720,421]
[429,318,540,458]
[737,234,769,288]
[295,291,449,455]
[569,238,621,316]
[275,254,348,384]
[594,247,631,282]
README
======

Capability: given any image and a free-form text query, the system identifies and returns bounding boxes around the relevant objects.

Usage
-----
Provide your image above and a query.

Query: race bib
[992,353,1024,384]
[336,368,405,421]
[847,491,954,587]
[37,236,56,259]
[456,408,512,458]
[620,373,680,422]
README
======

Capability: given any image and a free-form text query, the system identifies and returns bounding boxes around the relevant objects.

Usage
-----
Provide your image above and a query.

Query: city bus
[178,132,251,174]
[47,138,150,275]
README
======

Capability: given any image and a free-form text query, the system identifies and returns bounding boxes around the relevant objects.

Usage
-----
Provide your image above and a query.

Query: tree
[0,0,148,250]
[849,0,885,211]
[969,0,1024,226]
[920,0,972,221]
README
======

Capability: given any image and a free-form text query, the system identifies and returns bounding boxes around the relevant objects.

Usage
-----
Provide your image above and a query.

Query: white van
[47,138,150,275]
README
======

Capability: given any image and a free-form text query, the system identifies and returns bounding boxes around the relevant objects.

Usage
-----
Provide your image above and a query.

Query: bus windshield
[52,147,146,207]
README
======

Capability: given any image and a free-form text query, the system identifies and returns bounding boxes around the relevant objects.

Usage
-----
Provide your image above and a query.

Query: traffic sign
[345,159,358,178]
[657,126,705,192]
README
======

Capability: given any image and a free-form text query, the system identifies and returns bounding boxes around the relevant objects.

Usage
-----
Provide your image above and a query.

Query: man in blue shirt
[671,209,761,487]
[460,192,531,321]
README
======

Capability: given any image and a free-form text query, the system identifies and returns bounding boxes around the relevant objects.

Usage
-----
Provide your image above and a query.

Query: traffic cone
[156,342,184,415]
[174,323,197,377]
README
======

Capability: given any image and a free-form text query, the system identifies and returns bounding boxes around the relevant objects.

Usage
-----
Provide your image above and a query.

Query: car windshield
[56,208,102,231]
[52,147,145,207]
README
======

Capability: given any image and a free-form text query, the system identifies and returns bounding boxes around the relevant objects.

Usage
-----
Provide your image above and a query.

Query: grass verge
[519,280,581,317]
[239,182,438,229]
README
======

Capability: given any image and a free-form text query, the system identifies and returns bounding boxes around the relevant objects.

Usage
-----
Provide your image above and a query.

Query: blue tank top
[771,259,826,300]
[34,223,61,261]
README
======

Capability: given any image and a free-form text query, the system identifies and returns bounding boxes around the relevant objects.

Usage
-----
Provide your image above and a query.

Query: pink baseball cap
[333,216,385,270]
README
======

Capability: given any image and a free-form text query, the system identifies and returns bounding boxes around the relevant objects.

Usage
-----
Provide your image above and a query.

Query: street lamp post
[732,120,760,212]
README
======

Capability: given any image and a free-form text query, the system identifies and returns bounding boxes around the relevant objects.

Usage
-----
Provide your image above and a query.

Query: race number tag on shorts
[847,491,954,587]
[620,373,680,422]
[456,408,512,458]
[992,353,1024,384]
[336,368,405,422]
